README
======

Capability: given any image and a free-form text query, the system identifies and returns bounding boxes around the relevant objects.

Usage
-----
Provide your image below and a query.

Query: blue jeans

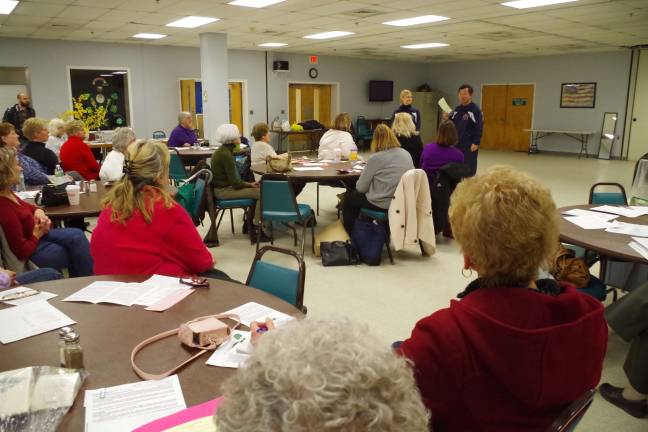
[16,268,63,285]
[30,228,94,277]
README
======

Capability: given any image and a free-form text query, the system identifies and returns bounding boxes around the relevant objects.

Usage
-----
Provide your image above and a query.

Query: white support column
[199,32,229,144]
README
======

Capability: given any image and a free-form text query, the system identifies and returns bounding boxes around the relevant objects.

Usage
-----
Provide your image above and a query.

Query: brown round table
[251,160,362,182]
[27,183,109,220]
[173,147,216,165]
[559,205,648,263]
[0,275,303,431]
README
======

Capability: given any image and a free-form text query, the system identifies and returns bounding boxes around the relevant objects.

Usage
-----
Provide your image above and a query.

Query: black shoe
[599,383,648,418]
[250,231,272,244]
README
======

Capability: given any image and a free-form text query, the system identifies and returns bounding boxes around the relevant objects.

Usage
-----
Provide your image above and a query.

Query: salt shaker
[89,180,97,193]
[61,331,84,369]
[58,327,72,367]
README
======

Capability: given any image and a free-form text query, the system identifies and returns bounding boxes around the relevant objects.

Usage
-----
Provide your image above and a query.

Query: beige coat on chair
[388,169,436,254]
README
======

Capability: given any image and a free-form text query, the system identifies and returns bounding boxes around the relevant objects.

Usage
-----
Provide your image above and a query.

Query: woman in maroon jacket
[399,166,607,432]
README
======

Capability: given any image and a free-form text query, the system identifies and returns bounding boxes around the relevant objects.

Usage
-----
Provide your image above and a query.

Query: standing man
[3,92,36,145]
[447,84,482,176]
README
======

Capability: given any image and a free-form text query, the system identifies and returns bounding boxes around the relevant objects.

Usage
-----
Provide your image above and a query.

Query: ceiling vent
[348,8,385,18]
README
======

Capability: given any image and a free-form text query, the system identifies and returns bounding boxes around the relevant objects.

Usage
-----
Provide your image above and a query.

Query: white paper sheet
[134,275,189,307]
[438,97,453,114]
[562,208,618,221]
[221,302,295,327]
[84,375,186,432]
[1,287,57,306]
[591,205,648,218]
[605,221,648,237]
[62,281,152,306]
[0,301,76,344]
[563,216,614,230]
[629,241,648,261]
[206,330,251,368]
[293,167,324,171]
[15,190,39,200]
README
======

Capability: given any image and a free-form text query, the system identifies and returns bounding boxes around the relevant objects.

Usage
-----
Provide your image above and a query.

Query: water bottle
[17,172,26,192]
[55,164,64,177]
[334,148,342,163]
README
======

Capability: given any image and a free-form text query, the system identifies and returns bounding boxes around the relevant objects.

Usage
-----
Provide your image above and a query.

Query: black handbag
[320,241,357,266]
[35,182,73,207]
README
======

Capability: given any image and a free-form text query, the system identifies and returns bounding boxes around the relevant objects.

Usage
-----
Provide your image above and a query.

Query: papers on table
[562,208,618,221]
[1,287,57,306]
[0,301,75,344]
[206,330,251,369]
[438,97,453,114]
[629,237,648,260]
[293,166,324,171]
[221,301,294,327]
[563,216,614,230]
[133,397,222,432]
[84,375,186,432]
[591,205,648,218]
[15,190,39,200]
[605,221,648,237]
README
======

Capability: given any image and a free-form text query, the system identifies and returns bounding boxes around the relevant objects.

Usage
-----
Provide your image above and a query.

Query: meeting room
[1,0,648,430]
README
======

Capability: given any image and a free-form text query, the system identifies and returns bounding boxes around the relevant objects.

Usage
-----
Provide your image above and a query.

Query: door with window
[288,84,332,127]
[628,50,648,160]
[180,80,245,137]
[481,84,534,151]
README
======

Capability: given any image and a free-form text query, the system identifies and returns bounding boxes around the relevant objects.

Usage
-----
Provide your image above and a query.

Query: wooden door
[288,84,332,127]
[481,84,534,151]
[228,82,244,134]
[481,85,508,150]
[629,50,648,160]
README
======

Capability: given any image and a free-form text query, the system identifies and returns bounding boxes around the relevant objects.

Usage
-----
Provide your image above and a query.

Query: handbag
[266,153,292,172]
[131,314,240,380]
[35,182,74,207]
[320,241,357,266]
[550,245,591,289]
[351,216,387,266]
[175,181,196,215]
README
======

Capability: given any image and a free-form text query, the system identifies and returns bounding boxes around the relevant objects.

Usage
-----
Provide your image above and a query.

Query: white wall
[426,51,632,157]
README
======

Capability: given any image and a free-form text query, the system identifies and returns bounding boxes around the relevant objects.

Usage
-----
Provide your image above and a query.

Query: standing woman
[392,112,423,167]
[99,127,136,181]
[391,89,421,132]
[0,147,93,276]
[60,120,100,180]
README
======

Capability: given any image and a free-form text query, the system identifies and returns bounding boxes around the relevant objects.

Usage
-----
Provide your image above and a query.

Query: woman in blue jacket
[391,89,421,131]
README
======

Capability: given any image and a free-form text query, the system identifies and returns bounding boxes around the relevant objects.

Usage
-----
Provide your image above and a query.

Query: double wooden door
[481,84,534,151]
[288,84,332,127]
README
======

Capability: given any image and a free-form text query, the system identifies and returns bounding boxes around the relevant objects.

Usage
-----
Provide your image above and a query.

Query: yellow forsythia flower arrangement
[59,94,109,131]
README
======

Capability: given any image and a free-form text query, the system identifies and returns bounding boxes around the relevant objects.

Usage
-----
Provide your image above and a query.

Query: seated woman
[91,140,230,280]
[420,120,464,179]
[342,124,413,234]
[398,166,607,432]
[250,122,276,181]
[216,319,429,432]
[60,120,100,180]
[0,147,93,277]
[318,112,356,160]
[99,127,136,181]
[0,122,49,185]
[211,124,270,243]
[392,112,423,167]
[168,112,198,148]
[46,118,66,157]
[21,117,59,175]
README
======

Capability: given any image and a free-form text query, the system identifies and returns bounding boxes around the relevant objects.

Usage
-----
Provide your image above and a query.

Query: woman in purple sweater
[167,112,199,147]
[420,120,464,178]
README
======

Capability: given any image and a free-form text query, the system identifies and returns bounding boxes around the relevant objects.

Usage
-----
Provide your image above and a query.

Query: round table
[251,160,362,182]
[0,275,303,431]
[559,205,648,263]
[173,147,216,165]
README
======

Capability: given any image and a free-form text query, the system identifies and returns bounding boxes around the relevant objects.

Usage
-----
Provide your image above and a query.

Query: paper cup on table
[65,184,81,205]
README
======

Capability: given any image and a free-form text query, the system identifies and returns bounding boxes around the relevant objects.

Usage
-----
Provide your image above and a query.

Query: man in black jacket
[446,84,483,176]
[3,92,35,144]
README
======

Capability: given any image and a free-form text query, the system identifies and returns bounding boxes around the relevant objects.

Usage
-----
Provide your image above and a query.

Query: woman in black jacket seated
[391,112,423,167]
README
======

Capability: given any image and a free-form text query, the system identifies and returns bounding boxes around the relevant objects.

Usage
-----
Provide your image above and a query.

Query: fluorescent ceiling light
[259,42,288,47]
[112,71,127,75]
[133,33,167,39]
[228,0,286,7]
[304,31,354,40]
[0,0,19,15]
[166,16,219,28]
[383,15,450,27]
[401,42,449,49]
[501,0,579,9]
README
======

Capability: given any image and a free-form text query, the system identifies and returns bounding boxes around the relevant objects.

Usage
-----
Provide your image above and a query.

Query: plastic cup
[349,150,358,161]
[65,184,81,206]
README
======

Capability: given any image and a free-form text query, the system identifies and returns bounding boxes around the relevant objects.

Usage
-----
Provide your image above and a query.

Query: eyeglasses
[179,277,209,288]
[0,287,40,302]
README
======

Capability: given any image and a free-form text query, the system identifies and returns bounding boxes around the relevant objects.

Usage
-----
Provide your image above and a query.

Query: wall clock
[308,67,318,79]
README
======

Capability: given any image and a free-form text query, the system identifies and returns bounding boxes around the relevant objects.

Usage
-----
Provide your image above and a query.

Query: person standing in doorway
[447,84,483,176]
[391,89,421,132]
[3,93,35,145]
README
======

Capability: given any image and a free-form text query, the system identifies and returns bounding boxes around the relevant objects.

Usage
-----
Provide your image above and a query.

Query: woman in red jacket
[90,139,230,280]
[398,166,607,432]
[59,120,100,180]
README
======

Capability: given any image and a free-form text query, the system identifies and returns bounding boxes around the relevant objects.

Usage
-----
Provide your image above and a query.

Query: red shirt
[0,193,38,260]
[60,135,100,180]
[91,199,213,277]
[399,283,607,432]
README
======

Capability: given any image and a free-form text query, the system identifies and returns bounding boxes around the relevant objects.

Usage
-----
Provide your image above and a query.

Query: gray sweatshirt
[356,147,414,209]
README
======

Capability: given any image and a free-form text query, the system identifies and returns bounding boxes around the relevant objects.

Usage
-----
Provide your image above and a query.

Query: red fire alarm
[309,55,318,65]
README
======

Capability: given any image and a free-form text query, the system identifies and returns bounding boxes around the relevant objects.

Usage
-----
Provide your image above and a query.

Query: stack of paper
[591,205,648,218]
[84,375,186,432]
[0,301,76,344]
[562,208,618,221]
[605,221,648,237]
[629,237,648,260]
[222,301,295,327]
[563,216,615,230]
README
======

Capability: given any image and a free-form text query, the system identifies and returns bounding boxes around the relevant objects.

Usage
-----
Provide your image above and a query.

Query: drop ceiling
[0,0,646,62]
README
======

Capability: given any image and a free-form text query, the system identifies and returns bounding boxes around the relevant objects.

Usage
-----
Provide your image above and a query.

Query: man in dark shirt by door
[446,84,483,176]
[3,92,36,145]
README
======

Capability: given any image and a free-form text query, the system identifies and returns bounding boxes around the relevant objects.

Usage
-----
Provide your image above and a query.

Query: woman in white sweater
[250,122,276,181]
[318,113,356,160]
[99,127,136,181]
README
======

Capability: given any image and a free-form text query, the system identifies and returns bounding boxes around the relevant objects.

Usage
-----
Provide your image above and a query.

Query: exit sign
[309,55,318,65]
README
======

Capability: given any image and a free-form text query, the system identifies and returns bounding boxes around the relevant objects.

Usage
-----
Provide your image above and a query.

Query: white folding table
[524,129,597,159]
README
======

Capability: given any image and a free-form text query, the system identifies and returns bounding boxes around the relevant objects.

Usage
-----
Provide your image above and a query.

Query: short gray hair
[111,127,136,153]
[215,123,240,145]
[216,319,430,432]
[48,118,65,136]
[178,112,192,124]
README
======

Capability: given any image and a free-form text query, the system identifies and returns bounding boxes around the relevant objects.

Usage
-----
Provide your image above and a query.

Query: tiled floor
[195,150,645,430]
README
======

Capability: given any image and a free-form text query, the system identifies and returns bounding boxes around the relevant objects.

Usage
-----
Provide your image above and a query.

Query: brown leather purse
[550,245,590,288]
[266,153,292,172]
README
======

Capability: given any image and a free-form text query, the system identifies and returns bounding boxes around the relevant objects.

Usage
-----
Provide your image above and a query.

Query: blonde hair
[22,117,48,141]
[48,118,65,136]
[216,319,430,432]
[65,119,85,136]
[392,112,417,138]
[251,122,269,141]
[333,112,352,132]
[449,165,559,287]
[101,139,174,224]
[0,147,18,190]
[371,124,401,152]
[400,89,412,102]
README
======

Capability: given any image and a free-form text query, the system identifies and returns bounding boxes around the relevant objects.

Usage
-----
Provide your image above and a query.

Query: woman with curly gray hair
[99,127,136,181]
[215,319,430,432]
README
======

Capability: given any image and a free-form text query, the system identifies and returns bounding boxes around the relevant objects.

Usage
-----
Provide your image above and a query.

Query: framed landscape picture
[560,82,596,108]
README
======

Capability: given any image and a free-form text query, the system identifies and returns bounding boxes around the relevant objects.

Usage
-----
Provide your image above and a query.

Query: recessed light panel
[166,16,219,28]
[383,15,450,27]
[259,42,288,47]
[304,31,354,40]
[401,42,449,49]
[133,33,167,39]
[0,0,19,15]
[501,0,578,9]
[228,0,286,7]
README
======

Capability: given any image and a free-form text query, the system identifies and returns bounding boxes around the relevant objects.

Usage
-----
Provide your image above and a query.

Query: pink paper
[133,397,223,432]
[145,289,195,312]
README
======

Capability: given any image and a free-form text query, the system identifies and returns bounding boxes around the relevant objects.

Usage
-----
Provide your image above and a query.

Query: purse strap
[131,313,240,380]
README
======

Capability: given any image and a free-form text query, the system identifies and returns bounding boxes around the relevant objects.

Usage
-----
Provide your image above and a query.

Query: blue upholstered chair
[152,130,166,139]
